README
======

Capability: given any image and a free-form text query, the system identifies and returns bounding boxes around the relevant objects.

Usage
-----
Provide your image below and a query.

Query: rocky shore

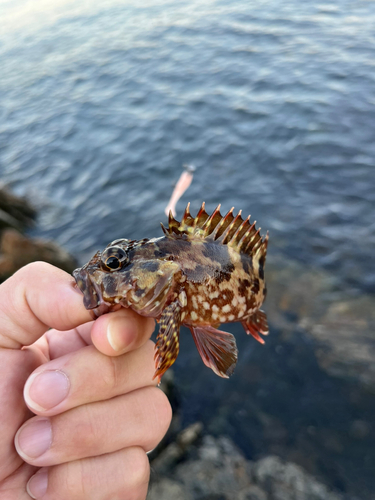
[149,429,343,500]
[0,186,77,281]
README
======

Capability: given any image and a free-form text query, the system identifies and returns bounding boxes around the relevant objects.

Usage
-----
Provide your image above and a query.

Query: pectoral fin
[132,260,180,317]
[153,301,181,382]
[242,309,269,344]
[189,325,238,378]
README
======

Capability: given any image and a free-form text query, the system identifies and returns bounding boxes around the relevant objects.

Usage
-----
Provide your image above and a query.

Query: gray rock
[148,478,192,500]
[253,456,342,500]
[150,434,344,500]
[0,185,35,230]
[152,422,203,475]
[238,486,268,500]
[266,257,375,392]
[305,296,375,391]
[0,187,77,279]
[178,422,204,449]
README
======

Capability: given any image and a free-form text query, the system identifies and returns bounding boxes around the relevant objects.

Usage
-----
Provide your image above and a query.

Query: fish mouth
[73,267,102,310]
[73,267,124,317]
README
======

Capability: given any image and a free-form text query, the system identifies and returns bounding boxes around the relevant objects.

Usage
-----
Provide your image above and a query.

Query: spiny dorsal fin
[161,202,268,257]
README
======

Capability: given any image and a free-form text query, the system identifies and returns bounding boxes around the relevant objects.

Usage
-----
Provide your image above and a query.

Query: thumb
[0,262,92,349]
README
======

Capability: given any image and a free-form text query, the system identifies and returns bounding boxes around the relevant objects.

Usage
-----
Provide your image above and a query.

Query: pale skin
[0,262,172,500]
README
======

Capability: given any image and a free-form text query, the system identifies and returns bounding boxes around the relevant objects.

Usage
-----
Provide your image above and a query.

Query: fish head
[73,238,135,316]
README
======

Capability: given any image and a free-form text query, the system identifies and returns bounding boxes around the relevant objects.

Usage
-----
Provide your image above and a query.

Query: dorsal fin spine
[245,229,265,255]
[181,202,195,231]
[252,238,263,254]
[237,223,254,250]
[240,220,256,251]
[168,210,181,235]
[194,202,208,229]
[264,231,269,247]
[230,215,250,247]
[202,204,221,237]
[210,207,234,240]
[238,224,259,252]
[160,222,169,235]
[182,202,191,222]
[195,201,206,219]
[242,226,261,252]
[252,232,269,260]
[217,209,242,244]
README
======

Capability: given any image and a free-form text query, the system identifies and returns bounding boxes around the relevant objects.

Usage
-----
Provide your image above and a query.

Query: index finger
[0,262,92,349]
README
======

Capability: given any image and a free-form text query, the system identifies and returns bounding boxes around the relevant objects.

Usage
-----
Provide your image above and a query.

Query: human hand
[0,262,172,499]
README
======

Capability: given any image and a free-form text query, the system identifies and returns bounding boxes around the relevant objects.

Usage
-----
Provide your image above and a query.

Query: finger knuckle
[104,355,121,390]
[152,387,173,432]
[140,387,172,449]
[22,261,54,275]
[128,447,150,487]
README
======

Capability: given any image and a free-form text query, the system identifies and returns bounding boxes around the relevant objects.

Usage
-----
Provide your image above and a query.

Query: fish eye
[105,256,122,270]
[101,246,128,272]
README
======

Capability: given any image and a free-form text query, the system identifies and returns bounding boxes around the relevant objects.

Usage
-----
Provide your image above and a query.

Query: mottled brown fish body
[73,203,269,380]
[176,240,265,327]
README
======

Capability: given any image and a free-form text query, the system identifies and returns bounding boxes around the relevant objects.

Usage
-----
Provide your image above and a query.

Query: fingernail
[25,370,70,411]
[107,316,137,352]
[16,419,52,459]
[27,469,48,499]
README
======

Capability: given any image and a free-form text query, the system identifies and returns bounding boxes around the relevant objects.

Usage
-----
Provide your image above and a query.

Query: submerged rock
[149,434,343,500]
[266,256,375,393]
[306,297,375,391]
[152,422,203,475]
[0,187,77,280]
[0,185,36,231]
[253,456,343,500]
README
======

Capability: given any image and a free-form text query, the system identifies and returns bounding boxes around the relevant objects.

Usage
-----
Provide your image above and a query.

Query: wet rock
[238,486,268,500]
[265,257,333,333]
[150,435,251,500]
[266,257,375,393]
[191,437,341,500]
[0,229,77,279]
[178,421,204,448]
[151,422,203,474]
[148,478,191,500]
[0,186,76,279]
[0,185,36,230]
[253,456,342,500]
[306,296,375,391]
[151,442,182,474]
[149,435,343,500]
[349,420,371,440]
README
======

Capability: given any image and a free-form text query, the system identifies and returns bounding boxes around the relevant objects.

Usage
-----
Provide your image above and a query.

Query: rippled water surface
[1,0,375,497]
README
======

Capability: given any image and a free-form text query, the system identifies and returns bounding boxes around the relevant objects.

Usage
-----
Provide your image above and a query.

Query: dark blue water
[1,1,375,497]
